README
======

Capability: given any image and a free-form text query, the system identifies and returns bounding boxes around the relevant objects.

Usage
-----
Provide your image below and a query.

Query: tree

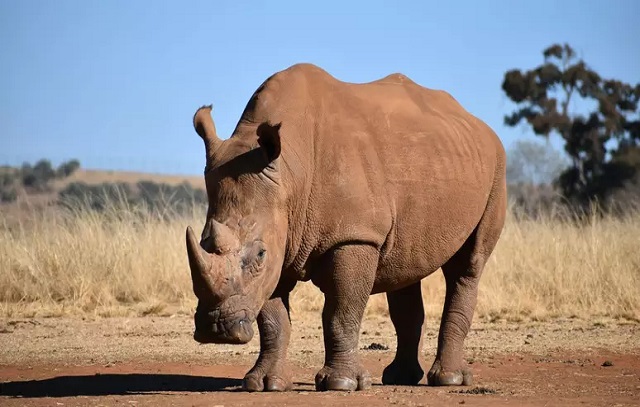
[0,170,18,203]
[501,43,640,206]
[21,159,56,192]
[56,159,81,178]
[506,139,567,217]
[506,139,568,186]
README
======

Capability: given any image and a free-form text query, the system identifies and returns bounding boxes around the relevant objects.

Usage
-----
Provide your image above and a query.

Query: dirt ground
[0,314,638,406]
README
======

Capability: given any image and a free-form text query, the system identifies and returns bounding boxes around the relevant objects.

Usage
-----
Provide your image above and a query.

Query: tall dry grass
[1,200,639,321]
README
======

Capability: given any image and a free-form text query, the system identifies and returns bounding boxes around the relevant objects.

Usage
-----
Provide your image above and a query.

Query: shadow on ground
[0,374,243,398]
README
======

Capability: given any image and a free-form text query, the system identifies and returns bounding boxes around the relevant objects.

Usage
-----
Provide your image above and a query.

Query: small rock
[602,360,614,367]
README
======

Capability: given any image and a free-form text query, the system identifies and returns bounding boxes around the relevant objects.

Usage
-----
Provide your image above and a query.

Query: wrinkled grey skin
[186,63,507,392]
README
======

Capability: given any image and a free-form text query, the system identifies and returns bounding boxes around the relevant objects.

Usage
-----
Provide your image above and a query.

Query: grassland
[0,170,638,321]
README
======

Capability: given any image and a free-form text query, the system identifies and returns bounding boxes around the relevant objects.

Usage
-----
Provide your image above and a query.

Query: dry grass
[1,201,639,321]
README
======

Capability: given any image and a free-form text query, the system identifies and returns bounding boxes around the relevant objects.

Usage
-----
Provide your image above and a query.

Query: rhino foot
[382,359,425,385]
[315,365,372,391]
[242,367,292,392]
[427,359,473,386]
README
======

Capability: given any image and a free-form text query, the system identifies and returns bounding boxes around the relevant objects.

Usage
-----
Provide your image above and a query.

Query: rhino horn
[209,220,240,254]
[186,225,214,286]
[186,223,239,301]
[193,105,221,157]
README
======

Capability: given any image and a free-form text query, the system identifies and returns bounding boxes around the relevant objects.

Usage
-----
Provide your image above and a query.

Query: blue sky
[1,0,639,175]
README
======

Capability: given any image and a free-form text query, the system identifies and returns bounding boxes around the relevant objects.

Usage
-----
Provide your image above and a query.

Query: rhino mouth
[193,308,255,344]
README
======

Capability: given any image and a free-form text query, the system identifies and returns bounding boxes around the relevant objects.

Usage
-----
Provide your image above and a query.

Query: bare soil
[1,315,638,406]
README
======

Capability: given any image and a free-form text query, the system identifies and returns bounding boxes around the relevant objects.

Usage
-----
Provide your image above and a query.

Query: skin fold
[185,63,507,392]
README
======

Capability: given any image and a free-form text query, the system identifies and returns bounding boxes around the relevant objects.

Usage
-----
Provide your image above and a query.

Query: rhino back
[235,64,504,286]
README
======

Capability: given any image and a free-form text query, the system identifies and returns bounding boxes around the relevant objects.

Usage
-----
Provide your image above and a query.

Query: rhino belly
[371,182,489,294]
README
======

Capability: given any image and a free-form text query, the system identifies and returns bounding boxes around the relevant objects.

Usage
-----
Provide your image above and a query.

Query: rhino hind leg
[428,176,507,386]
[381,282,426,385]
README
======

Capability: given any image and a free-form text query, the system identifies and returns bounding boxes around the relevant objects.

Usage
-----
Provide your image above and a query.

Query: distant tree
[501,43,640,207]
[0,170,18,203]
[506,139,568,185]
[56,159,81,178]
[506,140,567,217]
[21,159,56,192]
[606,144,640,212]
[0,171,16,189]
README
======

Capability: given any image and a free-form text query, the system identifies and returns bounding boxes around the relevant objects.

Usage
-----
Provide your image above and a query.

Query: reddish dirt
[1,351,639,406]
[1,316,638,406]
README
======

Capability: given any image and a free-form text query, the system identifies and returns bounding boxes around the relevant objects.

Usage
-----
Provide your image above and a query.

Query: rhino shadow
[0,373,243,398]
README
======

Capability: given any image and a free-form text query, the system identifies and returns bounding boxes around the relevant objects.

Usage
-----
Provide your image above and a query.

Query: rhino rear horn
[193,105,222,157]
[208,220,240,255]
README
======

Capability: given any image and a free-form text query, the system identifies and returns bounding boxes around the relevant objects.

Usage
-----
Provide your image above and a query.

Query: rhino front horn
[186,225,212,278]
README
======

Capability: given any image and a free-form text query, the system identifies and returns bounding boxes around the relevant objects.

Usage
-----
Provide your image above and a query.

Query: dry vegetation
[63,169,205,189]
[1,199,639,322]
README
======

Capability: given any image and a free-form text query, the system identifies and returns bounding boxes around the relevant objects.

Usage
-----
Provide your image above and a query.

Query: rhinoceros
[186,63,506,392]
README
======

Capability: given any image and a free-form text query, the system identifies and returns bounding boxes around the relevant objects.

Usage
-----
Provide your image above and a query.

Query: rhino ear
[256,122,281,163]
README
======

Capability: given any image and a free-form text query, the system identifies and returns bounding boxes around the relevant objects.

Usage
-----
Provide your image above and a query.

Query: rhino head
[186,105,287,345]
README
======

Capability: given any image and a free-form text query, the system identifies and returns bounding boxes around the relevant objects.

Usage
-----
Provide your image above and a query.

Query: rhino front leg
[312,244,377,392]
[242,294,293,392]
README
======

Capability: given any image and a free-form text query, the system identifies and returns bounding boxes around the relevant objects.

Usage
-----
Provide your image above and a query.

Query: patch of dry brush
[1,202,638,321]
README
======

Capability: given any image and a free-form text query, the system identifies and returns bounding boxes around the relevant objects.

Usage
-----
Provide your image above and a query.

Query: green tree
[21,159,56,192]
[56,159,81,178]
[501,43,640,206]
[0,170,18,203]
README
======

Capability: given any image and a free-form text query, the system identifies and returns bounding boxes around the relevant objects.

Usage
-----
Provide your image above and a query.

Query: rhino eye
[242,244,266,274]
[256,248,267,263]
